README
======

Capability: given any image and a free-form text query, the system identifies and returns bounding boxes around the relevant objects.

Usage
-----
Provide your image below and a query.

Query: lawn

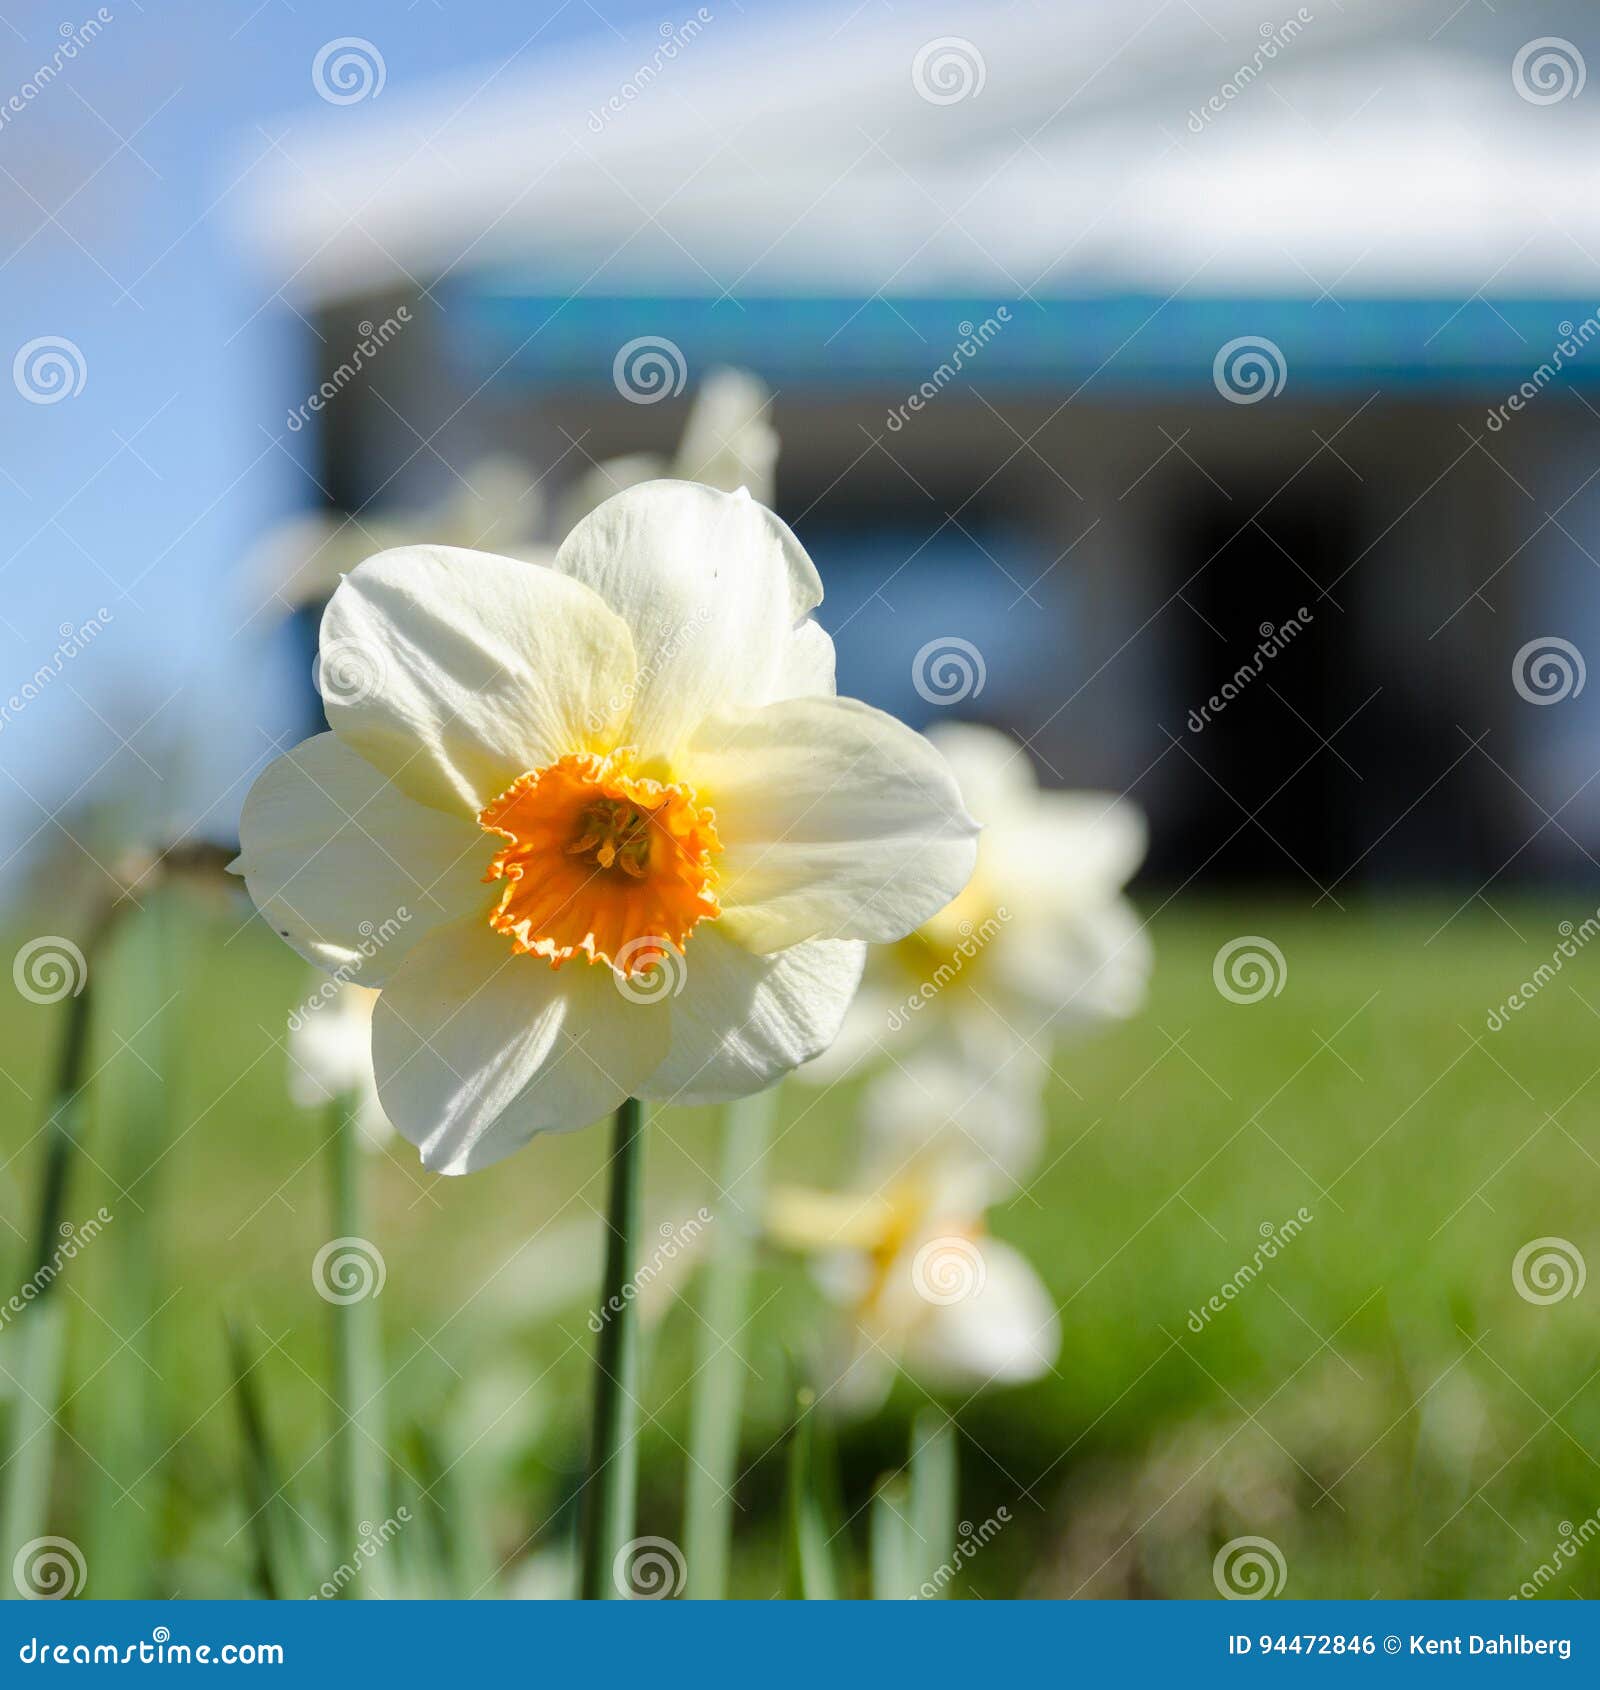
[3,889,1598,1599]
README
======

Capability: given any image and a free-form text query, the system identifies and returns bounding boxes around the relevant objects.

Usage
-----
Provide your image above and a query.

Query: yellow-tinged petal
[684,695,979,952]
[319,543,637,817]
[767,1185,895,1253]
[231,732,487,983]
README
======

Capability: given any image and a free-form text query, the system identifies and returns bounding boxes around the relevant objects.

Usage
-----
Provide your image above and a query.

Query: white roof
[239,0,1600,303]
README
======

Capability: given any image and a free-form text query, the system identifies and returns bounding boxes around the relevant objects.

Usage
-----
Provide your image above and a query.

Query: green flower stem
[326,1088,388,1598]
[684,1086,776,1598]
[579,1095,647,1599]
[908,1411,958,1596]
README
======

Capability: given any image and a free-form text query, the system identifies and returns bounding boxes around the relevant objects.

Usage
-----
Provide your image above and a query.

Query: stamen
[478,751,721,974]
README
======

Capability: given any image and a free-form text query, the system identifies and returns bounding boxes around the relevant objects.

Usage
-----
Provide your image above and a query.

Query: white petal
[991,791,1148,901]
[372,917,670,1174]
[791,981,899,1085]
[232,733,487,983]
[639,929,865,1104]
[772,618,837,701]
[551,481,821,758]
[994,895,1153,1031]
[861,1052,1046,1191]
[904,1238,1060,1386]
[320,544,637,816]
[685,696,979,951]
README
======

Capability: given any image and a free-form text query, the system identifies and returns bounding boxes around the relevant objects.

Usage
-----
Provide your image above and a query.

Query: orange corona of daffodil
[232,481,978,1173]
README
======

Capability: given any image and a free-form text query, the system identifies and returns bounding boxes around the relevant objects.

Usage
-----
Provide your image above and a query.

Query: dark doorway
[1166,482,1363,890]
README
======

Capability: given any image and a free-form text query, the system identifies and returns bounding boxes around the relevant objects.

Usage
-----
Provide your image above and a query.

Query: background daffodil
[286,982,393,1150]
[810,720,1151,1089]
[231,480,978,1173]
[559,367,778,534]
[768,1145,1060,1412]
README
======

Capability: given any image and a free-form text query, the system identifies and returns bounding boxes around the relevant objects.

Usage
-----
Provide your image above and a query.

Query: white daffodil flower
[859,1047,1045,1191]
[286,982,393,1150]
[232,481,978,1174]
[768,1149,1059,1412]
[810,721,1151,1084]
[559,369,778,533]
[247,454,550,615]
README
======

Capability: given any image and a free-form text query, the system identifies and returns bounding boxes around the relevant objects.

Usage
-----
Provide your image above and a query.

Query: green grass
[3,890,1599,1599]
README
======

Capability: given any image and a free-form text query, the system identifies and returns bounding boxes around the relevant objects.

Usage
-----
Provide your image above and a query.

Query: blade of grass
[0,966,94,1598]
[398,1421,464,1599]
[870,1475,914,1600]
[782,1388,838,1599]
[80,891,185,1596]
[684,1085,776,1597]
[578,1096,645,1599]
[224,1318,308,1600]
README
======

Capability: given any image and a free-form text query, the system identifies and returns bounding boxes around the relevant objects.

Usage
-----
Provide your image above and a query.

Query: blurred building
[241,0,1600,889]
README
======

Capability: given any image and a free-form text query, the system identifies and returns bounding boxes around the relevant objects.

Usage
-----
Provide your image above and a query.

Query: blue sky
[0,0,691,883]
